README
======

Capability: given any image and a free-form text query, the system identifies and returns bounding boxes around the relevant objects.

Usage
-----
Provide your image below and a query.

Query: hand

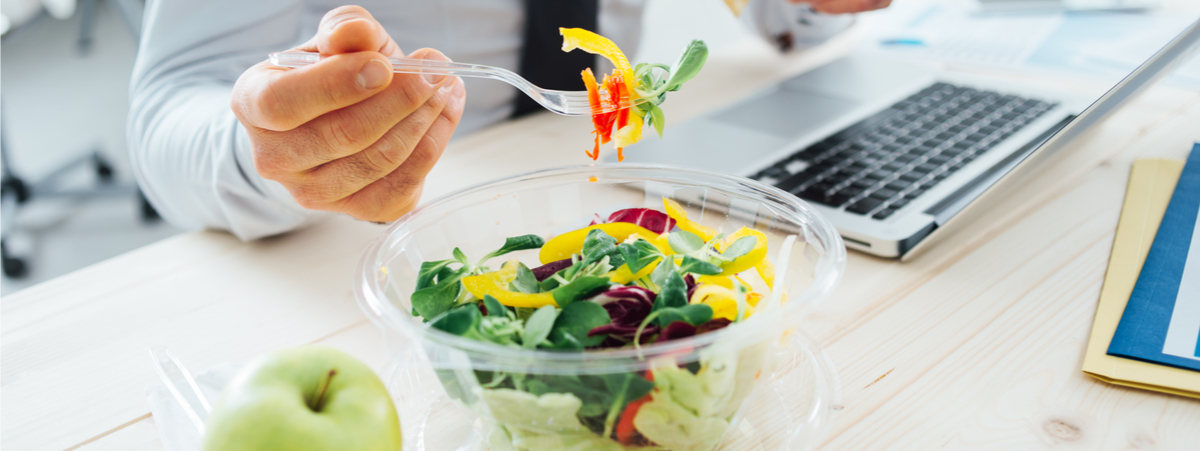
[789,0,893,14]
[231,6,466,223]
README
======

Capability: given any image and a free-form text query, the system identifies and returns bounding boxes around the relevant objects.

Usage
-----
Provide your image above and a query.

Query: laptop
[617,17,1200,259]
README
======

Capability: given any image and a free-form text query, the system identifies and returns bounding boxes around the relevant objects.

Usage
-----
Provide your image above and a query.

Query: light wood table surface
[5,13,1200,451]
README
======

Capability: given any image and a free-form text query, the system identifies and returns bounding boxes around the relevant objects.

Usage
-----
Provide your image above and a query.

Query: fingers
[333,76,467,222]
[272,49,455,168]
[808,0,892,14]
[232,52,393,131]
[298,5,403,57]
[306,76,460,197]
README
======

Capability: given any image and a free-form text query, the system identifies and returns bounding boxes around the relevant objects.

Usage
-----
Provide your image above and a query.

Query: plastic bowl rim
[354,163,846,368]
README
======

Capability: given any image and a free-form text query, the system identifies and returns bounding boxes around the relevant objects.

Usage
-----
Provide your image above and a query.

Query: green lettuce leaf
[479,389,625,451]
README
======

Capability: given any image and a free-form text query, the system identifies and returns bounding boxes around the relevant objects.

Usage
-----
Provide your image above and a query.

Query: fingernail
[357,59,391,90]
[415,51,451,84]
[424,70,446,85]
[450,77,466,100]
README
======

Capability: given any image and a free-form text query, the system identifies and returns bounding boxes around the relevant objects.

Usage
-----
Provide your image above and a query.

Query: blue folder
[1108,143,1200,372]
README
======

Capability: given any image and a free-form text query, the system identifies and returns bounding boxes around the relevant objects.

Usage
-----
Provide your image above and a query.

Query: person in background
[127,0,891,241]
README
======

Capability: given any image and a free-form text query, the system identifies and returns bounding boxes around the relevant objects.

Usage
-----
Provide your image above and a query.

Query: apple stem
[310,369,337,412]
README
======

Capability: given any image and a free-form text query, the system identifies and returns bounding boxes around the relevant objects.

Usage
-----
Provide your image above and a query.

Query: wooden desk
[4,16,1200,451]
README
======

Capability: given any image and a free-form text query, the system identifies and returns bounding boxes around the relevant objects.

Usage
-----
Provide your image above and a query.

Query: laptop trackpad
[713,87,862,138]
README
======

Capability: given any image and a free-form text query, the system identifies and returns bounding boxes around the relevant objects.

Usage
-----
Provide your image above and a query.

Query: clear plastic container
[354,164,846,451]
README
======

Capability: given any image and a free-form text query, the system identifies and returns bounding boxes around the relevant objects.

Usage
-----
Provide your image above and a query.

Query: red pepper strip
[616,396,651,445]
[587,132,600,160]
[611,72,630,162]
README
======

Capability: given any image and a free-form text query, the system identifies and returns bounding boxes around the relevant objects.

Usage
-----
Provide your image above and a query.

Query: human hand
[231,6,466,223]
[788,0,893,14]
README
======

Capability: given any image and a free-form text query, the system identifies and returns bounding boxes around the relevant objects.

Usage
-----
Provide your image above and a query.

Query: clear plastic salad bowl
[354,164,846,451]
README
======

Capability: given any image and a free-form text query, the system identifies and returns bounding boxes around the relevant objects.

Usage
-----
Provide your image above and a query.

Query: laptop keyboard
[751,82,1056,220]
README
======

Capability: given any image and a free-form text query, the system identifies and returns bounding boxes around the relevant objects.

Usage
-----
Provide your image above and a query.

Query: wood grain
[5,13,1200,451]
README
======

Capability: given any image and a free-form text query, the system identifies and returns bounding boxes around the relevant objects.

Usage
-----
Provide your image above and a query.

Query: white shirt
[127,0,852,240]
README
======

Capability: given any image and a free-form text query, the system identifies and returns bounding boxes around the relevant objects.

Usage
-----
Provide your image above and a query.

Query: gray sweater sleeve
[127,0,318,241]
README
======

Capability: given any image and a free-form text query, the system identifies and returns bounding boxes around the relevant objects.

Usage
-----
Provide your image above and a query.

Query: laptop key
[846,198,884,215]
[797,187,832,205]
[890,198,910,209]
[827,192,853,207]
[870,188,899,200]
[872,208,898,220]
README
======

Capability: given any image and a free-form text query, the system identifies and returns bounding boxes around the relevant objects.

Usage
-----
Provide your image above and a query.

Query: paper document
[1080,157,1200,399]
[864,3,1200,89]
[1161,204,1200,361]
[1109,144,1200,372]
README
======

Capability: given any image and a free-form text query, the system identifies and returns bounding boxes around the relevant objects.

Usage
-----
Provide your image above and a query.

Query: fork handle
[269,51,511,80]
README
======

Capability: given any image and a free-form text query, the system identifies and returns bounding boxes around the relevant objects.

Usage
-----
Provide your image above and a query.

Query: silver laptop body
[617,18,1200,258]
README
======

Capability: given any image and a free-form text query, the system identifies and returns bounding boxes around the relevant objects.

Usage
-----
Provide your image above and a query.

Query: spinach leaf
[665,40,708,91]
[721,235,758,260]
[655,303,714,326]
[650,255,677,288]
[655,269,689,310]
[618,239,663,274]
[452,247,470,266]
[581,229,619,266]
[522,305,559,349]
[483,234,546,262]
[678,255,722,275]
[411,268,466,321]
[668,230,705,254]
[548,301,611,348]
[429,304,480,335]
[508,262,540,294]
[649,103,666,139]
[552,276,611,307]
[483,294,507,318]
[416,259,455,291]
[599,372,656,435]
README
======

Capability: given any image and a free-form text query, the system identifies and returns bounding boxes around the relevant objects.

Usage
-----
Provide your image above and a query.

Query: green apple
[201,346,401,451]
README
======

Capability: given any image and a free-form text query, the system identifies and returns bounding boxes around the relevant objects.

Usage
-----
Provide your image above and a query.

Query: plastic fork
[149,347,213,435]
[269,51,648,116]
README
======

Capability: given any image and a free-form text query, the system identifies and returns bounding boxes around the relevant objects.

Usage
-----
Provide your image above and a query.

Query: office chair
[1,0,156,279]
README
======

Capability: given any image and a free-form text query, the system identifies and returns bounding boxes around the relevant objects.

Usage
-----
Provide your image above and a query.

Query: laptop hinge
[924,115,1075,225]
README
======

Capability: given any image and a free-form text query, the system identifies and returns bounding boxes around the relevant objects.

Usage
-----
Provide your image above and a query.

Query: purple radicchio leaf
[684,275,698,299]
[606,208,677,235]
[657,321,698,343]
[588,213,605,226]
[531,258,573,282]
[586,286,658,345]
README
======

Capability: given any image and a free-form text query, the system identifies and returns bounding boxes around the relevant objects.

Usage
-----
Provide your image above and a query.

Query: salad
[411,198,779,451]
[558,28,708,162]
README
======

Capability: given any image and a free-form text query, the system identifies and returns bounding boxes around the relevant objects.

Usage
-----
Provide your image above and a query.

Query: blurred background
[2,0,1197,295]
[0,0,754,295]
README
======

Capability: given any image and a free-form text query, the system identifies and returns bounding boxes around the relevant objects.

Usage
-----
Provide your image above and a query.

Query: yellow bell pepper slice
[696,274,734,289]
[461,260,557,308]
[715,227,768,276]
[607,257,660,284]
[662,198,716,242]
[689,284,753,321]
[539,223,658,264]
[755,257,776,290]
[612,111,644,149]
[560,28,637,95]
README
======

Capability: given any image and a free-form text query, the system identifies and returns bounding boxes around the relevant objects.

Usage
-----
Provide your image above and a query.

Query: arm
[128,0,310,240]
[128,2,465,241]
